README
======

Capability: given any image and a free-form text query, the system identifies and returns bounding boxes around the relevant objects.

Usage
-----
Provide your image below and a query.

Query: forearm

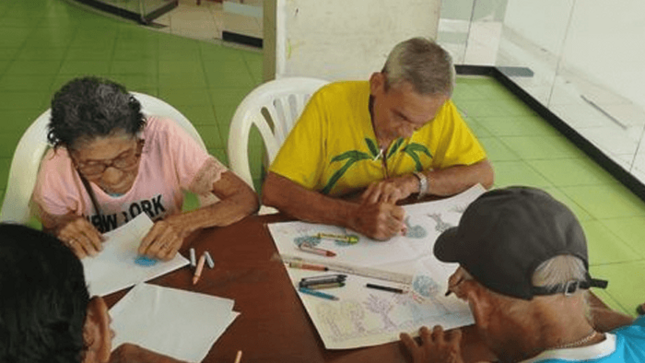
[422,159,494,197]
[170,190,258,234]
[262,172,360,228]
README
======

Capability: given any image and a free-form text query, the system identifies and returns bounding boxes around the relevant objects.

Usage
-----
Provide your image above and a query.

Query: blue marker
[298,287,339,301]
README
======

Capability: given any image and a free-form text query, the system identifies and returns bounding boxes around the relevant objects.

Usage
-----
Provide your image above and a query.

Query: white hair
[382,37,455,97]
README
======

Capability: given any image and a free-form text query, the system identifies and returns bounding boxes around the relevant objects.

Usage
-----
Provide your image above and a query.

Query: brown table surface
[103,213,606,363]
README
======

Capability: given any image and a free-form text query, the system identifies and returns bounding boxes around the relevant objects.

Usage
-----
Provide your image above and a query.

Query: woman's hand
[55,216,104,258]
[138,218,187,261]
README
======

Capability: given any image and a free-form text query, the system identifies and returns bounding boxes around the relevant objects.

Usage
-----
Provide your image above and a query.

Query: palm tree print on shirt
[321,138,433,194]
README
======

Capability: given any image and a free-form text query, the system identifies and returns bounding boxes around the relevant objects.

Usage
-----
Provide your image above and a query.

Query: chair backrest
[0,92,206,224]
[227,77,329,190]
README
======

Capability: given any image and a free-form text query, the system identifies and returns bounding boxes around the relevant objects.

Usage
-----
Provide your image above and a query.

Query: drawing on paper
[427,213,454,233]
[315,286,451,343]
[364,294,397,330]
[404,217,427,239]
[134,256,157,267]
[294,235,321,247]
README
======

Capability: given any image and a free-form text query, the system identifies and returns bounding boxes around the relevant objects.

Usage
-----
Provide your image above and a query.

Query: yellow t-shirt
[269,81,487,197]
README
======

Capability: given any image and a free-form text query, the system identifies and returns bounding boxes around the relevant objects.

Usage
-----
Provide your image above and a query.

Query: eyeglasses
[74,139,144,177]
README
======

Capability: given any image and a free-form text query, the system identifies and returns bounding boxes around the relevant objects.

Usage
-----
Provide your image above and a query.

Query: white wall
[503,0,645,113]
[272,0,441,81]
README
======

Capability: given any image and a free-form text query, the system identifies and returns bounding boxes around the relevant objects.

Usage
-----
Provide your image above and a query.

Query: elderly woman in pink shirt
[33,77,258,260]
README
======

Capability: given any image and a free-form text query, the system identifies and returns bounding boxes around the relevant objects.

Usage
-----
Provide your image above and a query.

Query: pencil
[193,254,206,285]
[365,283,405,294]
[233,350,242,363]
[288,261,328,271]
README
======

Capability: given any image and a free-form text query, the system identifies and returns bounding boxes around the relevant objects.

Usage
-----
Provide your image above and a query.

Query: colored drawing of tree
[364,295,397,330]
[402,143,432,171]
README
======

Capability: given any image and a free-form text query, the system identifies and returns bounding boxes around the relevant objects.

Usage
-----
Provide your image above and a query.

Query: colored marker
[193,254,206,285]
[298,287,339,301]
[233,350,243,363]
[307,282,345,290]
[288,261,328,271]
[299,243,336,257]
[366,283,405,294]
[189,248,196,267]
[316,233,359,244]
[301,274,347,282]
[299,275,346,287]
[204,251,215,268]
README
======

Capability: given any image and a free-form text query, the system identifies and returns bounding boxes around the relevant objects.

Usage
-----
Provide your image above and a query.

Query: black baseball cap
[434,186,607,300]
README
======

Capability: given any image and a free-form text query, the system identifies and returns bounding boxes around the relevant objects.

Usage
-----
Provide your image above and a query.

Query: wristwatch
[413,171,429,200]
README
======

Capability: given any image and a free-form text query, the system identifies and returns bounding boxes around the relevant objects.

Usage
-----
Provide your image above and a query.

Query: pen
[298,243,336,257]
[233,350,243,363]
[193,254,206,285]
[298,287,339,301]
[288,261,328,271]
[365,283,405,294]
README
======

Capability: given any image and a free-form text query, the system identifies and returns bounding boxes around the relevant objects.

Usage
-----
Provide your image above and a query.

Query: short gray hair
[532,255,587,292]
[382,37,455,97]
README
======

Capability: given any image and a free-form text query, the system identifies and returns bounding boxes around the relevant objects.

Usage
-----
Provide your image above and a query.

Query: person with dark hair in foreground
[0,223,187,363]
[32,77,258,261]
[400,187,645,363]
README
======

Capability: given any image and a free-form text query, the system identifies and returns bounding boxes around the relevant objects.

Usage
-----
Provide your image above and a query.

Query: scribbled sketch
[341,301,367,334]
[317,303,342,338]
[404,217,427,239]
[411,275,448,314]
[293,235,320,247]
[364,295,397,330]
[427,213,454,233]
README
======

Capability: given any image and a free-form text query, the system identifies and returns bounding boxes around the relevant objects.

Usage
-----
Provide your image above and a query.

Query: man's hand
[361,175,417,204]
[55,216,103,258]
[400,326,464,363]
[110,343,189,363]
[349,201,405,240]
[138,219,184,261]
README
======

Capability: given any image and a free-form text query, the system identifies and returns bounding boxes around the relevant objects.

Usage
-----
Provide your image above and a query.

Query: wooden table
[103,213,494,363]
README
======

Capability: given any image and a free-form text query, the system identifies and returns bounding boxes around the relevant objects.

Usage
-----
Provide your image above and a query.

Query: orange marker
[193,254,206,285]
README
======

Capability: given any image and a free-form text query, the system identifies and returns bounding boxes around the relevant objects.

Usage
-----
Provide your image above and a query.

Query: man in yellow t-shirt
[262,38,494,240]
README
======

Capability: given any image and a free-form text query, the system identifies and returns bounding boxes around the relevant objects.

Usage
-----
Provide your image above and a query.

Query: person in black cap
[399,186,645,363]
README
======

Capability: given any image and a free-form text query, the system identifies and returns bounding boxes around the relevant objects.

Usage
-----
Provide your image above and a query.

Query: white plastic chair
[0,92,205,224]
[227,77,329,190]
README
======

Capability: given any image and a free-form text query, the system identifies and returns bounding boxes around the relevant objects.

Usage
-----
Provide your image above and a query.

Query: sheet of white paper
[268,184,486,349]
[82,213,189,296]
[110,283,239,363]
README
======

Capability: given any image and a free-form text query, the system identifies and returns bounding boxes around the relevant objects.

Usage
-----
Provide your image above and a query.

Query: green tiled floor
[456,77,645,316]
[0,0,643,317]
